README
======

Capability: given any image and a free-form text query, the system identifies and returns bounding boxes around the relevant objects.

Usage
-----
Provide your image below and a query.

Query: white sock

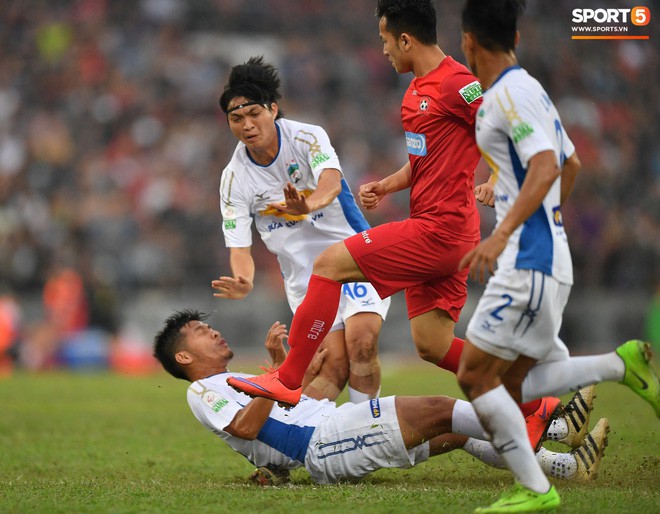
[521,353,625,402]
[472,385,551,494]
[463,438,506,468]
[536,447,577,479]
[452,399,488,440]
[348,386,379,404]
[462,439,578,479]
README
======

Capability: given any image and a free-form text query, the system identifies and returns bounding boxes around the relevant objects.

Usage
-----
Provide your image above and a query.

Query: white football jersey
[220,118,371,304]
[187,372,336,467]
[476,66,575,285]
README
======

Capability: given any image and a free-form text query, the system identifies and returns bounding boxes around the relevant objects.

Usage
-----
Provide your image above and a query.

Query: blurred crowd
[0,0,658,371]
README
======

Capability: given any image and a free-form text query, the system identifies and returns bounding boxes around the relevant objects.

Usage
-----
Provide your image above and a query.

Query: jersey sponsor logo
[224,219,236,229]
[361,230,372,243]
[405,131,427,156]
[294,130,331,169]
[307,319,325,340]
[311,152,331,168]
[512,121,535,143]
[202,391,229,413]
[459,81,483,104]
[287,162,302,183]
[370,398,381,418]
[552,206,564,227]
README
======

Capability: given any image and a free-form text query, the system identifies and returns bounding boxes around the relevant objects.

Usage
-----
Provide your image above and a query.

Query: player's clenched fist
[359,181,386,210]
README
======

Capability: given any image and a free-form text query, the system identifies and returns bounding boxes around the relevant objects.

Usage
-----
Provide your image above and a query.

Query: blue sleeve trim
[257,418,315,463]
[337,178,370,233]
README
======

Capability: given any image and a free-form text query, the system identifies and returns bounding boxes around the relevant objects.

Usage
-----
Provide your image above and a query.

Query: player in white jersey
[459,1,659,512]
[212,57,390,403]
[153,309,608,486]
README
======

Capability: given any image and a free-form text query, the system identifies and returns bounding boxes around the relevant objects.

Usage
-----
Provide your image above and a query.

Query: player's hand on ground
[212,275,253,299]
[268,182,310,215]
[264,321,288,367]
[459,231,508,284]
[474,183,495,207]
[359,181,386,210]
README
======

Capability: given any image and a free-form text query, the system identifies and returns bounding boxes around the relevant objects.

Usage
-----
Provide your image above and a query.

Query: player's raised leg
[227,242,365,406]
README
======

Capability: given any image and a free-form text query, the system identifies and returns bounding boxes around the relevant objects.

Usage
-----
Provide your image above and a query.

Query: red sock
[277,275,342,389]
[436,337,465,374]
[519,398,542,418]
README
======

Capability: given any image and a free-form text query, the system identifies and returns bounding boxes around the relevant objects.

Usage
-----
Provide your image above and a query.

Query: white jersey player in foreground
[153,309,608,487]
[458,1,660,512]
[213,56,389,403]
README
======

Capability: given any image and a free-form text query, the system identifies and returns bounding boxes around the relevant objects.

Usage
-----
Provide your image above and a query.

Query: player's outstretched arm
[212,247,254,299]
[268,169,342,216]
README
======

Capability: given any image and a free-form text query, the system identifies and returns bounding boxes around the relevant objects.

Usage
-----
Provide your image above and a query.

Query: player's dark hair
[375,0,437,45]
[461,0,526,52]
[219,56,284,120]
[153,309,208,381]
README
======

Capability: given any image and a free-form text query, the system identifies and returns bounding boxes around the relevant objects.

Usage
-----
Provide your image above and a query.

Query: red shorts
[344,218,479,322]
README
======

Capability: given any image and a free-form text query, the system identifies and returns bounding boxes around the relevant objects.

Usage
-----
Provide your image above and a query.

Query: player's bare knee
[457,367,480,399]
[415,343,441,364]
[347,335,378,362]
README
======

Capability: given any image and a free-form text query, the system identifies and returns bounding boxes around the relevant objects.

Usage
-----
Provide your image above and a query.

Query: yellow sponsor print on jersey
[295,130,331,168]
[496,87,534,143]
[258,188,314,221]
[478,146,500,184]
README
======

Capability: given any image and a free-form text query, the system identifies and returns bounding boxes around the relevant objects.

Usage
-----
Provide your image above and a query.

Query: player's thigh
[314,241,365,282]
[305,397,414,484]
[344,219,447,298]
[405,265,470,322]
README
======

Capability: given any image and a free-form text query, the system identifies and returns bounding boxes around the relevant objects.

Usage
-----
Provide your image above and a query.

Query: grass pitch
[1,359,659,513]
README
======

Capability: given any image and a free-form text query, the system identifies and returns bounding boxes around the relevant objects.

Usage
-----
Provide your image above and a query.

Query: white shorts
[304,396,429,484]
[290,282,390,333]
[466,268,571,362]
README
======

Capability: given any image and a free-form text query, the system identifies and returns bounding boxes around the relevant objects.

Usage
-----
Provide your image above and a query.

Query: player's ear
[514,30,521,48]
[269,102,278,118]
[399,32,412,51]
[175,351,192,365]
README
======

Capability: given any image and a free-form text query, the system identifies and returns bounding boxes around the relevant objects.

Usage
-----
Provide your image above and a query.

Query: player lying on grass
[153,309,608,485]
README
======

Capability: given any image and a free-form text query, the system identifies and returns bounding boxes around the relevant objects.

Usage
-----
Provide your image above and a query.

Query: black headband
[226,101,265,114]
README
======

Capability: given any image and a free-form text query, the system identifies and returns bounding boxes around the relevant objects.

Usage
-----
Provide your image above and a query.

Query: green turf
[1,361,658,513]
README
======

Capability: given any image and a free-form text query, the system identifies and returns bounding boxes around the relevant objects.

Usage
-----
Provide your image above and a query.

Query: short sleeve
[440,71,483,126]
[187,381,243,433]
[220,166,253,248]
[294,125,342,182]
[498,88,555,169]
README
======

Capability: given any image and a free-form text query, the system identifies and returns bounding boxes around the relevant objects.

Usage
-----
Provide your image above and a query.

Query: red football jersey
[401,56,482,241]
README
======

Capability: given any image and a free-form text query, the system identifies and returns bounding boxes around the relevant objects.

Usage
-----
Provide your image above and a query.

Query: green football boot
[475,483,560,513]
[615,340,660,418]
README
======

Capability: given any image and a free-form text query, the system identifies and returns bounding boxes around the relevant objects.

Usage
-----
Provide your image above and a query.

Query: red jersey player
[227,1,563,444]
